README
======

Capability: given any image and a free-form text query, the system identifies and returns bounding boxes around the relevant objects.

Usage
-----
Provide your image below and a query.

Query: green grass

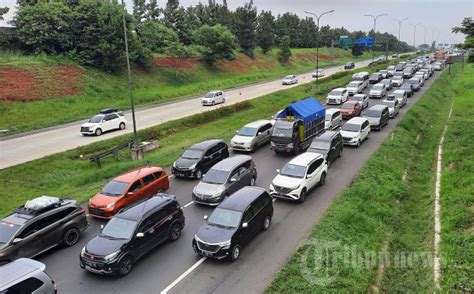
[0,48,390,135]
[439,64,474,292]
[266,64,464,292]
[0,59,401,218]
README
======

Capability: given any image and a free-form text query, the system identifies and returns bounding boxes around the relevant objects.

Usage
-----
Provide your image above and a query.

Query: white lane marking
[183,201,194,208]
[160,257,207,294]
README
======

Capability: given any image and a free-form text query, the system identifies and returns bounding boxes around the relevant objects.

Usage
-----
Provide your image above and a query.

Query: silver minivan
[192,155,257,206]
[231,120,273,152]
[0,258,56,293]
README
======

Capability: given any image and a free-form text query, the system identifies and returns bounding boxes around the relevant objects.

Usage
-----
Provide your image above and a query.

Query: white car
[340,117,370,147]
[391,76,404,87]
[369,83,387,99]
[81,109,127,136]
[326,88,349,105]
[282,75,298,85]
[433,62,443,71]
[346,81,364,95]
[312,70,325,78]
[414,73,426,86]
[382,99,400,118]
[269,152,327,203]
[386,65,396,77]
[230,120,273,152]
[387,90,407,107]
[350,94,369,109]
[202,90,225,106]
[325,108,342,130]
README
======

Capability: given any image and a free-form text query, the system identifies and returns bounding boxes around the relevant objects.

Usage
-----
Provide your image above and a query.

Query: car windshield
[393,76,403,80]
[0,221,20,244]
[204,92,215,98]
[272,127,293,138]
[284,75,294,79]
[372,85,384,90]
[394,92,404,98]
[345,62,353,66]
[325,113,333,121]
[207,208,242,229]
[352,95,364,101]
[89,115,103,123]
[348,82,359,87]
[364,110,381,118]
[309,140,330,150]
[181,149,203,160]
[101,217,137,240]
[202,169,229,184]
[101,180,129,196]
[370,74,379,79]
[382,101,395,108]
[330,89,343,95]
[237,127,258,137]
[381,79,390,84]
[387,66,395,70]
[342,123,361,132]
[280,163,306,178]
[408,79,418,84]
[341,103,356,109]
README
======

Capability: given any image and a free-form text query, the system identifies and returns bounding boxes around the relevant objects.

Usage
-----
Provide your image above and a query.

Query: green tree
[132,0,147,34]
[162,0,191,44]
[140,20,179,52]
[275,13,300,47]
[351,43,363,57]
[163,43,202,76]
[233,0,257,57]
[278,35,291,62]
[452,17,474,49]
[256,10,274,54]
[192,24,236,64]
[297,17,317,48]
[0,7,9,21]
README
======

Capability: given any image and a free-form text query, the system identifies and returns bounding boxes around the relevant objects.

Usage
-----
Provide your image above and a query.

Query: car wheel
[169,223,182,242]
[62,227,80,247]
[357,139,361,147]
[250,177,256,186]
[222,98,225,103]
[338,148,343,157]
[262,216,271,231]
[297,189,307,203]
[319,172,326,186]
[119,122,126,130]
[118,255,134,277]
[327,159,331,168]
[95,128,102,136]
[230,244,241,262]
[195,169,203,179]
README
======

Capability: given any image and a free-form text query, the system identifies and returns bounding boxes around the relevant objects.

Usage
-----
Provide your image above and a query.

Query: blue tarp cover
[276,97,325,124]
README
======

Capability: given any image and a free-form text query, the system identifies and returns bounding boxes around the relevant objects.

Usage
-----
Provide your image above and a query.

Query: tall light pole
[409,23,421,50]
[393,18,408,57]
[120,0,137,145]
[420,25,428,51]
[364,14,387,62]
[304,9,335,84]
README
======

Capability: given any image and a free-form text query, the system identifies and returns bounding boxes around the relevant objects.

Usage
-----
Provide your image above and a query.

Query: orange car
[88,166,169,219]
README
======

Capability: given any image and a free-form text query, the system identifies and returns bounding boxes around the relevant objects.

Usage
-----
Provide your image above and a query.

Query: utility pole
[393,18,408,58]
[330,39,335,65]
[304,9,335,84]
[364,14,387,62]
[409,23,421,50]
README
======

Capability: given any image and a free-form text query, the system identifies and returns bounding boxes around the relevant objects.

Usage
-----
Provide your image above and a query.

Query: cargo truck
[270,97,326,154]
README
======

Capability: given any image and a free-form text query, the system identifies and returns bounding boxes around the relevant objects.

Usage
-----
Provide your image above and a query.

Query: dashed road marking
[183,201,194,208]
[160,257,207,294]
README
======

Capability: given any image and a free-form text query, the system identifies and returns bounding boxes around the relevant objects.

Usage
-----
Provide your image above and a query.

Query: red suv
[88,166,169,219]
[340,100,362,120]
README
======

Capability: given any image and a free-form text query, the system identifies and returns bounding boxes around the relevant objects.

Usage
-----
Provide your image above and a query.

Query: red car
[340,100,362,120]
[88,166,169,219]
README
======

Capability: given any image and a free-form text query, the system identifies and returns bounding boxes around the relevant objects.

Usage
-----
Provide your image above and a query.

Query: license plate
[202,251,213,257]
[85,261,97,268]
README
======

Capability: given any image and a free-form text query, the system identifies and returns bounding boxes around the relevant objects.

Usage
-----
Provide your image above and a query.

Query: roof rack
[100,108,119,114]
[14,196,63,216]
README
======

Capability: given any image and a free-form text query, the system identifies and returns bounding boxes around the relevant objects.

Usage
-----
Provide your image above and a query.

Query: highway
[35,69,441,294]
[0,57,394,169]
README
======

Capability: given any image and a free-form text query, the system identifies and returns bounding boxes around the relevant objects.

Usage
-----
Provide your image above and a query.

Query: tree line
[2,0,412,72]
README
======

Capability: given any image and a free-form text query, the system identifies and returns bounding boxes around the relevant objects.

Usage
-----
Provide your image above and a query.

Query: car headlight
[217,240,232,248]
[211,189,224,197]
[189,163,197,170]
[81,247,86,256]
[106,203,114,209]
[270,141,275,147]
[292,185,301,191]
[173,161,177,168]
[104,250,120,261]
[269,184,275,191]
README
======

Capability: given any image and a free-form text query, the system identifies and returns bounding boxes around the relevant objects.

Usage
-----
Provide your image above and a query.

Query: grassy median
[266,64,464,292]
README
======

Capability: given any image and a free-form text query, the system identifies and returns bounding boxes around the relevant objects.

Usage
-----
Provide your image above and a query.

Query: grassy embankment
[0,59,401,218]
[267,64,466,292]
[0,48,389,134]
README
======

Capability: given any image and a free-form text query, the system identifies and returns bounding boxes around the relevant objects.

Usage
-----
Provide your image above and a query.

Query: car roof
[325,108,340,114]
[315,131,339,141]
[373,83,384,86]
[393,89,405,93]
[219,187,267,212]
[346,117,368,125]
[331,87,346,91]
[117,194,176,221]
[369,104,388,111]
[0,258,46,290]
[115,166,164,183]
[189,139,223,151]
[244,119,272,128]
[209,155,251,172]
[343,100,359,105]
[288,152,323,166]
[208,90,222,94]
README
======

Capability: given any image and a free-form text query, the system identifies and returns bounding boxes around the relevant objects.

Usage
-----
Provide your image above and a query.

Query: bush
[192,24,236,64]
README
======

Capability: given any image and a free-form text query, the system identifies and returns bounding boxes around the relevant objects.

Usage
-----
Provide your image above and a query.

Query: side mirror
[257,132,262,135]
[12,238,22,245]
[242,222,248,229]
[203,215,208,220]
[331,147,336,150]
[276,169,280,173]
[230,178,237,183]
[306,174,313,179]
[127,192,134,197]
[136,232,144,238]
[100,224,104,230]
[235,130,238,134]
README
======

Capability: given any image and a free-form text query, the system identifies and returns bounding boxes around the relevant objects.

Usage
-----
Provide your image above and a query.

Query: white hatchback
[202,90,225,106]
[340,117,370,147]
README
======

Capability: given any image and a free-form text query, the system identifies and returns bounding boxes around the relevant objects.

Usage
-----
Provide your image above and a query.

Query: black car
[172,139,229,179]
[192,186,273,262]
[0,196,88,263]
[369,73,382,84]
[307,131,343,168]
[80,194,185,276]
[344,62,355,70]
[400,83,414,97]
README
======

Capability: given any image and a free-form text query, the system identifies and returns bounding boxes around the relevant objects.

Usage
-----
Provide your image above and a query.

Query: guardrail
[90,142,131,168]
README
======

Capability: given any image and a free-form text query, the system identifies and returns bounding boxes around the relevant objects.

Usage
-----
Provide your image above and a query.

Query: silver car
[192,155,257,206]
[231,120,273,152]
[0,258,56,293]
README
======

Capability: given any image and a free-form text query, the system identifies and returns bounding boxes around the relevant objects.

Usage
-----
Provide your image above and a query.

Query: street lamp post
[364,14,387,62]
[409,23,421,50]
[304,9,335,84]
[393,18,408,57]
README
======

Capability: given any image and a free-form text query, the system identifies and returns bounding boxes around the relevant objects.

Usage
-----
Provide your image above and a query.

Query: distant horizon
[1,0,471,45]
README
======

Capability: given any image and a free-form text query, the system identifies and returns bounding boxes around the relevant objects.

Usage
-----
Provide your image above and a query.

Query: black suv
[369,73,382,84]
[192,186,273,262]
[80,194,185,276]
[0,196,88,263]
[172,139,229,179]
[344,62,355,69]
[307,131,343,168]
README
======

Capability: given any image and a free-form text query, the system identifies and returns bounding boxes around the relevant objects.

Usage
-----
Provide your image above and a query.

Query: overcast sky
[2,0,472,45]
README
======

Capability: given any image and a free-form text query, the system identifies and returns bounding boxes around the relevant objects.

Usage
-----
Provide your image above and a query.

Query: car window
[217,142,227,152]
[314,158,324,170]
[105,114,117,121]
[153,171,163,179]
[17,222,40,239]
[36,210,70,230]
[236,166,248,176]
[6,277,44,293]
[333,111,340,119]
[243,203,258,223]
[307,161,318,175]
[142,174,155,186]
[129,180,142,192]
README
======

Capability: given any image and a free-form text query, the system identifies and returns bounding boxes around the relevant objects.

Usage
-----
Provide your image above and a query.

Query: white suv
[326,88,348,105]
[202,90,225,106]
[81,108,127,136]
[231,120,273,152]
[269,152,327,203]
[340,117,370,147]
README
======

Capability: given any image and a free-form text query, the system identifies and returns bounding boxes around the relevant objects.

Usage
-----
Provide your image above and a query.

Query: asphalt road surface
[35,69,441,294]
[0,56,402,169]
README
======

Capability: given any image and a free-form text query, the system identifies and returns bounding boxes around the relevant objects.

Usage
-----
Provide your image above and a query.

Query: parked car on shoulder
[324,108,342,130]
[340,100,362,120]
[400,83,414,97]
[326,88,348,105]
[363,104,390,130]
[350,94,369,109]
[81,108,127,136]
[172,139,229,179]
[340,117,371,147]
[369,83,387,99]
[269,152,327,203]
[312,69,325,78]
[192,155,257,206]
[0,258,57,293]
[81,194,184,276]
[282,75,298,85]
[307,131,343,167]
[344,62,355,69]
[0,196,88,263]
[231,120,273,152]
[346,81,364,95]
[382,99,400,118]
[387,90,408,107]
[202,90,225,106]
[192,186,273,261]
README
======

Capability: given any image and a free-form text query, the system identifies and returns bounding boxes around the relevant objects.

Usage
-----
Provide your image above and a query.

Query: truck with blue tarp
[270,97,326,154]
